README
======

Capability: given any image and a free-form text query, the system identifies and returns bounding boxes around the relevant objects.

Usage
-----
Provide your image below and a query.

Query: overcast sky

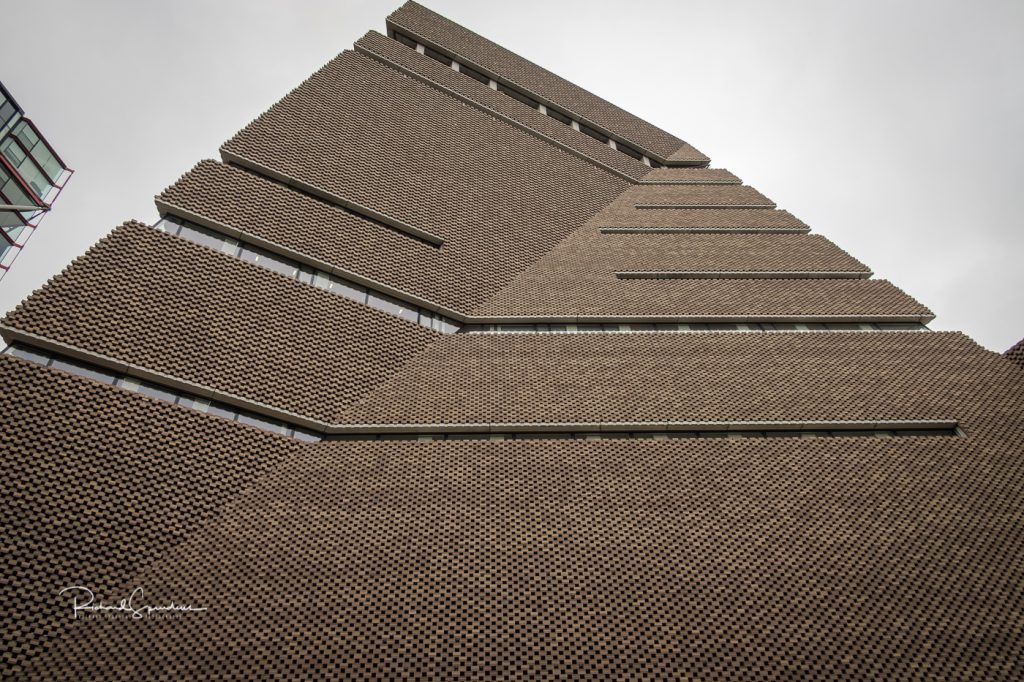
[3,0,1021,352]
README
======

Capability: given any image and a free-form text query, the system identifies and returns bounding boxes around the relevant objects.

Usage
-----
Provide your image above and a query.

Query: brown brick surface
[336,331,1006,426]
[0,356,299,676]
[2,223,439,421]
[220,50,626,269]
[641,167,741,183]
[665,142,713,165]
[473,227,903,316]
[592,207,808,230]
[1005,337,1024,368]
[4,4,1023,679]
[475,275,926,317]
[160,158,618,314]
[547,232,868,273]
[627,183,775,206]
[29,423,1024,679]
[355,30,652,181]
[386,2,701,162]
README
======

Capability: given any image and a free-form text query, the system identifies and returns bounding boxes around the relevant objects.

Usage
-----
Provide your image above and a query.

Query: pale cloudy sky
[2,0,1022,351]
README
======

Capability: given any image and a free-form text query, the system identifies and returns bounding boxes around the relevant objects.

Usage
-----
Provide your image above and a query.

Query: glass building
[0,81,72,278]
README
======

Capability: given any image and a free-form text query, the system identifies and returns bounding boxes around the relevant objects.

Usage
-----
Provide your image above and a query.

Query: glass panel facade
[11,120,63,183]
[1,137,49,200]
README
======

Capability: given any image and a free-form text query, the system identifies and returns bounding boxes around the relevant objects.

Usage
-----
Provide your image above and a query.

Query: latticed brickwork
[385,1,701,162]
[336,331,1022,426]
[1005,337,1024,368]
[355,30,654,181]
[27,431,1024,679]
[1,2,1022,679]
[3,223,440,420]
[0,357,299,675]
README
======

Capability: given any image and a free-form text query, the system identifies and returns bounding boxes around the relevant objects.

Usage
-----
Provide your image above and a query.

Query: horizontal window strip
[153,216,461,333]
[635,203,777,210]
[5,342,958,443]
[390,30,664,169]
[463,321,930,333]
[328,426,961,442]
[616,271,872,280]
[3,343,323,442]
[601,228,811,234]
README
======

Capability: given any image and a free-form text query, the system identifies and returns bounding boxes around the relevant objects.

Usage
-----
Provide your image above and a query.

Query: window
[617,143,643,161]
[393,31,418,49]
[546,108,572,125]
[387,33,662,168]
[423,45,452,66]
[578,123,609,144]
[156,217,461,332]
[458,63,491,86]
[496,83,539,109]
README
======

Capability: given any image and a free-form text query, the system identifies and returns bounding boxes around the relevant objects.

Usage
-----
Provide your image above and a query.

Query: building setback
[1,2,1023,678]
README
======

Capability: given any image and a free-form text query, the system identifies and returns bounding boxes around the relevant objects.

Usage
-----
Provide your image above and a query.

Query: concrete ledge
[219,149,446,246]
[616,271,873,280]
[154,200,467,320]
[601,227,811,234]
[466,313,935,325]
[636,203,777,210]
[355,42,641,182]
[3,329,955,438]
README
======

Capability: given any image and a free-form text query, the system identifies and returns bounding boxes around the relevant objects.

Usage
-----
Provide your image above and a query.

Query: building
[1,2,1022,678]
[0,81,72,280]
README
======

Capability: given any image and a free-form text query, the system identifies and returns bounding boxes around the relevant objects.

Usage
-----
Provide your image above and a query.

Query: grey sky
[3,0,1021,352]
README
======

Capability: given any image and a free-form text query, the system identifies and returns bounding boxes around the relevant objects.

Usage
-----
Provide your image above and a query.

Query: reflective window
[368,291,419,322]
[4,224,28,244]
[177,222,226,250]
[49,357,117,384]
[136,383,178,403]
[0,120,67,203]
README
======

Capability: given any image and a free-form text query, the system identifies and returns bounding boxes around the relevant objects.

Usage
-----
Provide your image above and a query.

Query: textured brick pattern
[627,184,774,206]
[0,356,298,676]
[2,223,439,420]
[474,228,900,316]
[551,232,868,273]
[29,423,1024,679]
[641,167,741,184]
[1005,337,1024,368]
[337,332,1002,426]
[663,142,711,166]
[161,158,615,313]
[387,2,701,163]
[221,51,626,280]
[593,207,808,230]
[356,30,651,181]
[4,4,1023,679]
[475,275,926,317]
